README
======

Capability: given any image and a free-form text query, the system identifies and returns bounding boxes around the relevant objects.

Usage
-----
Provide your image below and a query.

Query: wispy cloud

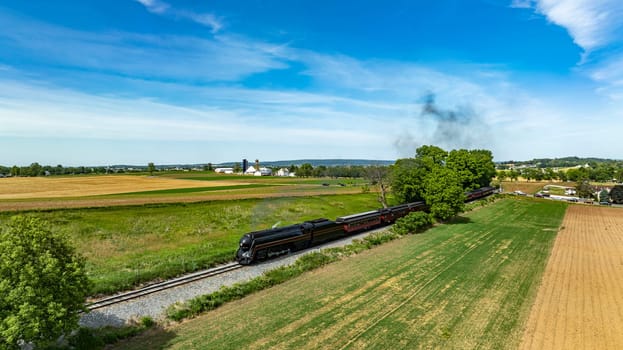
[510,0,534,9]
[0,76,393,161]
[0,12,287,82]
[135,0,223,33]
[517,0,623,52]
[513,1,623,99]
[135,0,169,14]
[589,53,623,100]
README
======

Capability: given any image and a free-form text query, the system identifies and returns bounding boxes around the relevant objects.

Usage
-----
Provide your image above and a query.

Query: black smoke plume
[393,92,491,157]
[422,92,479,146]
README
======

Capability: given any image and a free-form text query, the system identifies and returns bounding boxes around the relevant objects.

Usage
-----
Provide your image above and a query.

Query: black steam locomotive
[235,186,495,264]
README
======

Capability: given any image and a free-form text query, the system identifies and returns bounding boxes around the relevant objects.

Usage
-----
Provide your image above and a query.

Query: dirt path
[520,205,623,349]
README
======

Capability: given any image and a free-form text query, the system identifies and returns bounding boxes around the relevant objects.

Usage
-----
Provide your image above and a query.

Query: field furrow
[520,205,623,350]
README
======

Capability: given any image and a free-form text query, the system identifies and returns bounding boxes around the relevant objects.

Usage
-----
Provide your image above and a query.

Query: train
[235,186,495,265]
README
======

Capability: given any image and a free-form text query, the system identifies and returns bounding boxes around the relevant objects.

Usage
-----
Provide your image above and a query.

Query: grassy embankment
[0,193,381,295]
[115,198,567,350]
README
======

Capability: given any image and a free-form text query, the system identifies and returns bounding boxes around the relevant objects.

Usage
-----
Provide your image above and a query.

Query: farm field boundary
[520,205,623,349]
[114,199,567,350]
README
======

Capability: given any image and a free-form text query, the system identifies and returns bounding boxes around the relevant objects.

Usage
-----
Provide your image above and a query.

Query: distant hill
[216,159,395,168]
[106,159,394,170]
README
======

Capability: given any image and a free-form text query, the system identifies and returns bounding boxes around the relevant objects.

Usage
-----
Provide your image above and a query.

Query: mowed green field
[0,193,381,295]
[115,199,567,349]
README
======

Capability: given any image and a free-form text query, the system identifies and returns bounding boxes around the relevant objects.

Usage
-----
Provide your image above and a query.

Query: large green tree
[391,145,490,220]
[423,166,466,221]
[391,158,427,203]
[446,149,496,190]
[0,216,91,349]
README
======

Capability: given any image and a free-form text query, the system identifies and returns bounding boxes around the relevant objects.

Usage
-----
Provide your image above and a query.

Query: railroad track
[86,262,243,311]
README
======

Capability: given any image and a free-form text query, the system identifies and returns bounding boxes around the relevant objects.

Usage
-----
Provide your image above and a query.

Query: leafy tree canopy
[446,149,496,190]
[610,185,623,204]
[423,166,466,221]
[0,216,91,349]
[392,145,495,220]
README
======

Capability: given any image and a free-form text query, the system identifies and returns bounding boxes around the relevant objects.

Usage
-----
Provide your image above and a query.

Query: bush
[392,211,433,235]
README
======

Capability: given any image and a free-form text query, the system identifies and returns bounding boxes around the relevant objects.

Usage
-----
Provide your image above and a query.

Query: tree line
[497,163,623,183]
[0,163,127,177]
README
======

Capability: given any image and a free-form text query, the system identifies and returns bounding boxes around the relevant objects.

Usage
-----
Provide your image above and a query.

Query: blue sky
[1,0,623,166]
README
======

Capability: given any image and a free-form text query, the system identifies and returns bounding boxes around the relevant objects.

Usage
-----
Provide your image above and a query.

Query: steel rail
[86,262,243,311]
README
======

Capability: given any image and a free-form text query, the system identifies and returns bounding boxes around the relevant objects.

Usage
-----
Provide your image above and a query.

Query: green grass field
[167,172,367,186]
[0,193,381,295]
[114,198,567,349]
[107,183,274,196]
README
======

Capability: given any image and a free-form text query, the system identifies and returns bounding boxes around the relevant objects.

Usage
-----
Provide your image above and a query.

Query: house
[244,166,257,175]
[276,168,290,177]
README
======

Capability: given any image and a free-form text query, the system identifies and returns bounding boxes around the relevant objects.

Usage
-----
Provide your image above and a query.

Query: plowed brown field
[0,175,241,199]
[520,205,623,349]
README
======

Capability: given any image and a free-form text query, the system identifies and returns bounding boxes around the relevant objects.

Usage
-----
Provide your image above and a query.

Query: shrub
[392,211,433,235]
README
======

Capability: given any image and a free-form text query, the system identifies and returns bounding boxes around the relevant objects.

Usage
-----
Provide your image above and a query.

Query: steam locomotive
[235,186,495,264]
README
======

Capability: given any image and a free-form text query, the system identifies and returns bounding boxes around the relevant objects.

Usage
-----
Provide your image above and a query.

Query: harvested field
[520,205,623,349]
[0,175,245,199]
[501,181,575,195]
[0,175,365,212]
[0,187,362,212]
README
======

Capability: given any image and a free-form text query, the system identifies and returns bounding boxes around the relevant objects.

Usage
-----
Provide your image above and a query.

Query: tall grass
[0,194,380,295]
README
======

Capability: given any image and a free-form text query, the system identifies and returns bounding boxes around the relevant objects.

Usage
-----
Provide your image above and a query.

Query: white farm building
[245,166,272,176]
[214,167,234,174]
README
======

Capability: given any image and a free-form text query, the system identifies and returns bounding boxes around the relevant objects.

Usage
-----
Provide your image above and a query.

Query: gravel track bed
[80,227,387,328]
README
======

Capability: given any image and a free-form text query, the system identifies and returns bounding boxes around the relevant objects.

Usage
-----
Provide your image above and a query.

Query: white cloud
[0,13,287,82]
[510,0,534,9]
[135,0,169,14]
[3,6,623,163]
[135,0,223,33]
[521,0,623,52]
[184,12,223,33]
[589,53,623,100]
[0,77,391,159]
[513,1,623,99]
